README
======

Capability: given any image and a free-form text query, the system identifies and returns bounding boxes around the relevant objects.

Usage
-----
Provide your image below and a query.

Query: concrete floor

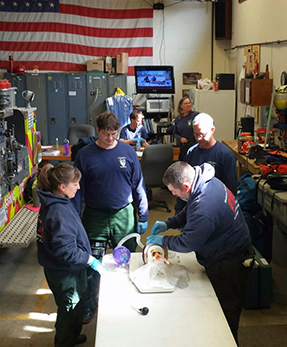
[1,188,287,346]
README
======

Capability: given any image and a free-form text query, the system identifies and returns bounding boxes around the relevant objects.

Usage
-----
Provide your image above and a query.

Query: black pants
[44,267,90,347]
[205,249,254,346]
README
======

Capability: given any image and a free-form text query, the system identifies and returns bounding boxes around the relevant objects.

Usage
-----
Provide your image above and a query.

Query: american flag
[0,0,153,74]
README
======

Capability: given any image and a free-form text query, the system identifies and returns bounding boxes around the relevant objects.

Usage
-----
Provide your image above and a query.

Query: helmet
[14,64,26,74]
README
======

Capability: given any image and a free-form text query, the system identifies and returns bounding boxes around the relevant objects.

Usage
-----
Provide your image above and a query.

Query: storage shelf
[240,78,273,106]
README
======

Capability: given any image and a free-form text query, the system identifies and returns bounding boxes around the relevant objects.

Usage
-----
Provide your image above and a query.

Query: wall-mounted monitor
[134,65,175,94]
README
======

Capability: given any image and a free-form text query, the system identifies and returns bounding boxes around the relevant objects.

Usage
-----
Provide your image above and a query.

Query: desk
[95,252,236,347]
[222,139,260,177]
[173,146,179,161]
[40,145,71,165]
[41,145,179,164]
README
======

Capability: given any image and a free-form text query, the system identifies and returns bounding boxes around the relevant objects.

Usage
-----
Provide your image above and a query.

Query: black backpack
[264,173,287,191]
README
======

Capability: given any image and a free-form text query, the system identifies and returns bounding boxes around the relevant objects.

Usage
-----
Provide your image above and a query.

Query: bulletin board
[244,45,260,74]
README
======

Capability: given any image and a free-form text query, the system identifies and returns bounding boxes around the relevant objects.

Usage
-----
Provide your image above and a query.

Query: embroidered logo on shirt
[118,157,127,168]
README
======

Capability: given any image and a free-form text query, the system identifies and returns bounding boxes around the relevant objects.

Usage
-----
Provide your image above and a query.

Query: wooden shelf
[240,78,273,106]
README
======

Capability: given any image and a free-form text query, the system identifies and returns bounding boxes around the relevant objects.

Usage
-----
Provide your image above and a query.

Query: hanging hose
[117,233,144,249]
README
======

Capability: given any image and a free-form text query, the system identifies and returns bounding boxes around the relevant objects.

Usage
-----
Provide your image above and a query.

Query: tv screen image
[134,66,175,94]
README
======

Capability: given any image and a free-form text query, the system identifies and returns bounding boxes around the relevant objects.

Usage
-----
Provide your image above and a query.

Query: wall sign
[244,45,260,75]
[183,73,201,85]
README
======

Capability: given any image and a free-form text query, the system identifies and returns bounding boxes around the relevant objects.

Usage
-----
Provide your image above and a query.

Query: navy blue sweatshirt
[174,141,238,213]
[37,190,91,271]
[72,141,148,222]
[162,164,251,267]
[185,141,237,196]
[173,111,199,144]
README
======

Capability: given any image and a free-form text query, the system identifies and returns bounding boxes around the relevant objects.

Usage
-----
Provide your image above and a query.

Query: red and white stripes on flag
[0,0,153,74]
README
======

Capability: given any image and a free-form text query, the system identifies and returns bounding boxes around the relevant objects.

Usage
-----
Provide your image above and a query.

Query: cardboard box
[87,60,104,72]
[116,52,129,74]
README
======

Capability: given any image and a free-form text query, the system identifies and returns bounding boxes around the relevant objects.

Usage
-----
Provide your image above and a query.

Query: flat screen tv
[134,65,175,94]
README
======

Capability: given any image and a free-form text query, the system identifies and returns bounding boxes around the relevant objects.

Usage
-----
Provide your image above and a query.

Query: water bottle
[63,139,70,155]
[136,139,141,151]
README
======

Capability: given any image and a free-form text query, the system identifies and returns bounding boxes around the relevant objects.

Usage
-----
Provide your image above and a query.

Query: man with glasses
[175,112,237,213]
[72,111,148,323]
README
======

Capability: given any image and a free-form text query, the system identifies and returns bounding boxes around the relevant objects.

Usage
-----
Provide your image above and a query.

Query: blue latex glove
[134,137,145,143]
[137,221,148,234]
[146,235,164,246]
[89,257,108,275]
[152,221,168,235]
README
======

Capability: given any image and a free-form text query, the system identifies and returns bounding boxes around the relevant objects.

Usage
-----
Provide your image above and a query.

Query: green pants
[82,203,137,256]
[44,267,89,347]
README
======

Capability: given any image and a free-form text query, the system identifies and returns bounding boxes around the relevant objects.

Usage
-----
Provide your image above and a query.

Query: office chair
[67,124,96,145]
[141,144,174,212]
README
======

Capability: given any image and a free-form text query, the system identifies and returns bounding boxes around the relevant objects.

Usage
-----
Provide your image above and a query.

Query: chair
[67,124,96,145]
[141,144,174,212]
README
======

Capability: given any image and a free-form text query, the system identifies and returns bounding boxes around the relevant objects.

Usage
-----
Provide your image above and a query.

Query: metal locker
[87,73,109,129]
[4,73,26,107]
[108,74,127,96]
[46,73,68,144]
[67,73,88,126]
[26,73,49,144]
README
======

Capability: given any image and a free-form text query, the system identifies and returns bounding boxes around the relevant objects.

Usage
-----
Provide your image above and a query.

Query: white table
[95,252,237,347]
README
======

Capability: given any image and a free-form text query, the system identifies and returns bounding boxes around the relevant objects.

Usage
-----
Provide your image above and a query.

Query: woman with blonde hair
[173,95,199,160]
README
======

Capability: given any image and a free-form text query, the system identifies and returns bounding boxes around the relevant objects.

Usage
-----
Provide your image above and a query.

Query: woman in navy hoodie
[36,163,107,347]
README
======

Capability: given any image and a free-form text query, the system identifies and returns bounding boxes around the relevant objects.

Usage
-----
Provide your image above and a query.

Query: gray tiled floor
[0,188,287,346]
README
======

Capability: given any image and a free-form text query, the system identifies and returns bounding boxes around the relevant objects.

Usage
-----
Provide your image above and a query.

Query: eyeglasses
[101,130,118,138]
[194,131,208,139]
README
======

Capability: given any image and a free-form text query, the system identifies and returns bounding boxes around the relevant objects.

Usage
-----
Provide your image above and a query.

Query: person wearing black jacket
[36,163,107,347]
